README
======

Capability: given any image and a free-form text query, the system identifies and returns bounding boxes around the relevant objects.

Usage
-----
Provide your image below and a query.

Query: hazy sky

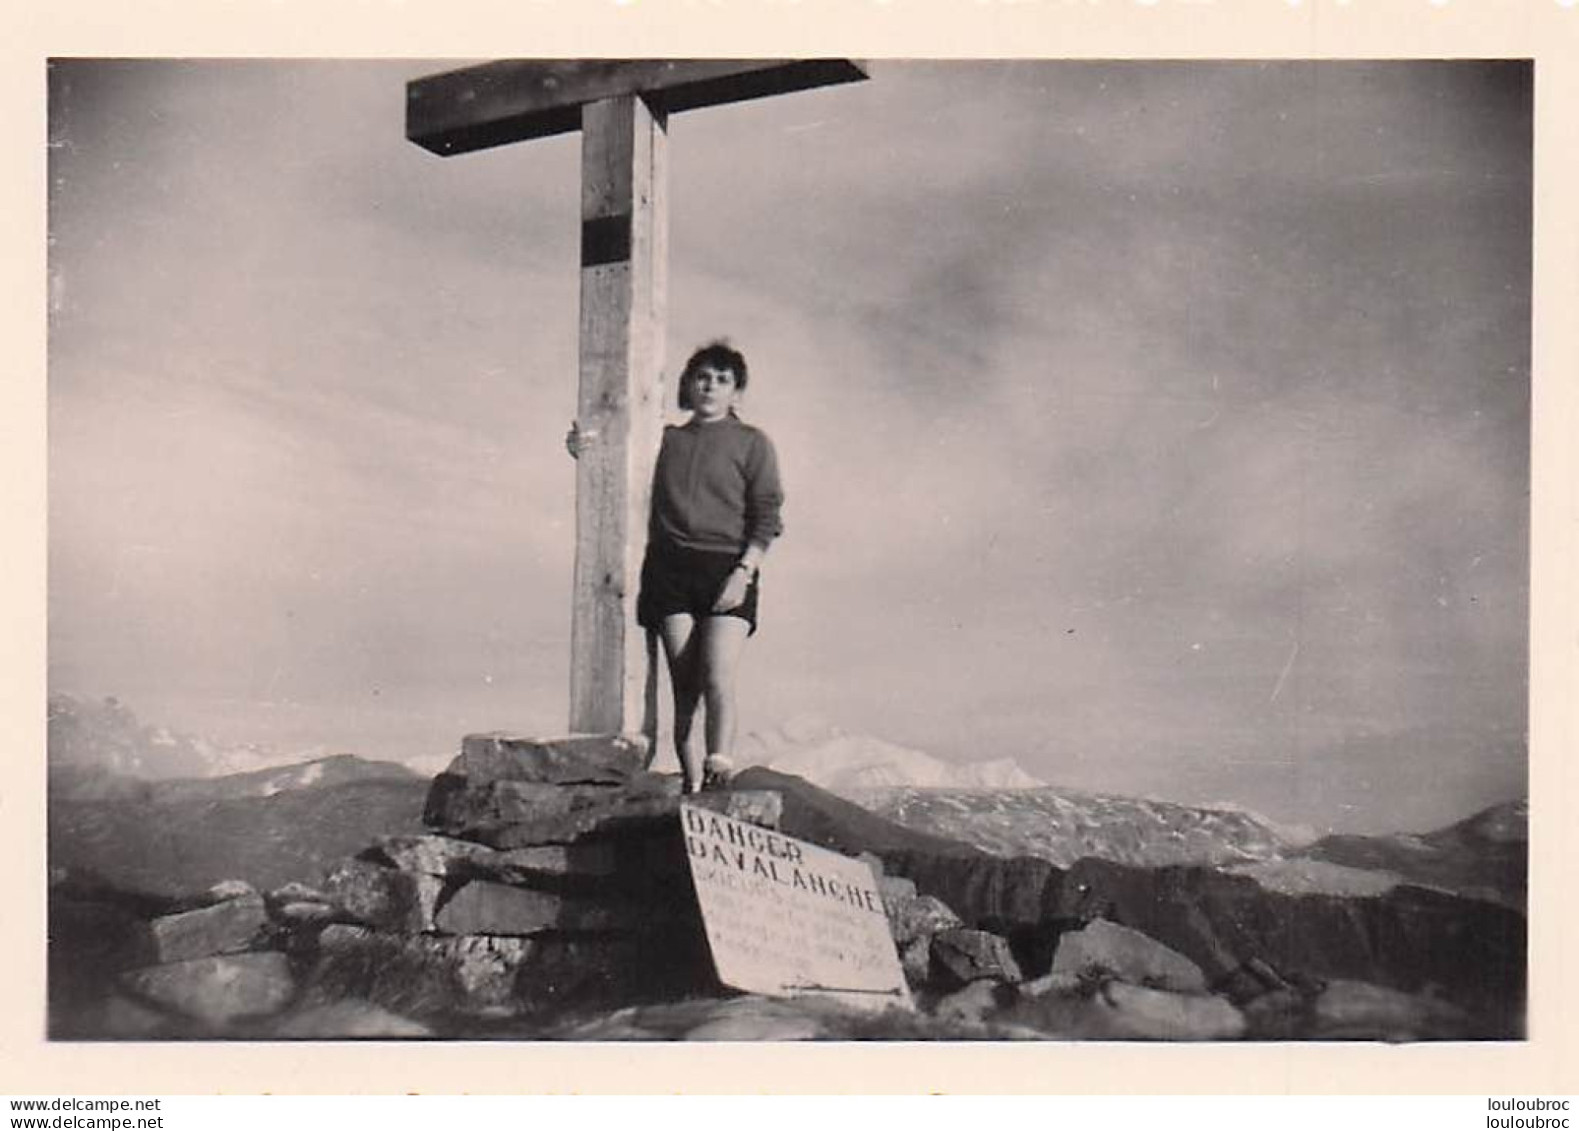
[47,59,1530,833]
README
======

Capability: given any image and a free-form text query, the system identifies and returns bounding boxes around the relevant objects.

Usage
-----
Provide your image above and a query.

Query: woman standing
[572,342,784,793]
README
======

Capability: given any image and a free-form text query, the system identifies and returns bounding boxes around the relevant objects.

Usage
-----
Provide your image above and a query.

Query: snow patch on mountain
[740,720,1044,792]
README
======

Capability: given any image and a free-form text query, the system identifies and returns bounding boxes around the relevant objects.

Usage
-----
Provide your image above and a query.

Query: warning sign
[680,803,912,1011]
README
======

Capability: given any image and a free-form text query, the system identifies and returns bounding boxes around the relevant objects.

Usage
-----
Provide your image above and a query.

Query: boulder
[877,874,918,907]
[1052,855,1527,1022]
[120,952,296,1027]
[689,788,784,831]
[885,894,962,950]
[451,733,649,785]
[323,859,444,933]
[930,928,1023,989]
[366,832,508,875]
[269,880,332,904]
[433,881,646,935]
[1311,979,1473,1041]
[148,894,270,964]
[1049,918,1207,993]
[1007,979,1245,1041]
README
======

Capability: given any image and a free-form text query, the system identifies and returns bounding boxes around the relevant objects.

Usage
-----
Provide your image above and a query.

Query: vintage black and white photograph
[46,57,1530,1043]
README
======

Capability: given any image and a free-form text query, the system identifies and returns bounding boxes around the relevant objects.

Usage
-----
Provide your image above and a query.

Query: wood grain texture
[407,59,867,156]
[570,96,667,738]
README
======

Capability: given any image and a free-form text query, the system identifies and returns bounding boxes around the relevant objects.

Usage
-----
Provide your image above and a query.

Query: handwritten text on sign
[681,804,911,1010]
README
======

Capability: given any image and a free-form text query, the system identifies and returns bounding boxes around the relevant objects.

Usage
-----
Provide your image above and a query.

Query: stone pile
[860,854,1256,1039]
[302,733,787,1019]
[46,738,1507,1041]
[49,734,791,1037]
[97,881,292,1032]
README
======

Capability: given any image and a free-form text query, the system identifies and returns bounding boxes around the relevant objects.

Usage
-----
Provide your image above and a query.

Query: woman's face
[687,363,741,421]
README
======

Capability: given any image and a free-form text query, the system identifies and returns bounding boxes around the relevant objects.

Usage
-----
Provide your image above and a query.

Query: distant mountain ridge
[47,696,1523,908]
[49,693,354,784]
[741,721,1302,869]
[1295,798,1526,908]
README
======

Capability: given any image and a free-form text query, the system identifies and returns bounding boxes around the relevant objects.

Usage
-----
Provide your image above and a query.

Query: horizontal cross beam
[407,59,868,156]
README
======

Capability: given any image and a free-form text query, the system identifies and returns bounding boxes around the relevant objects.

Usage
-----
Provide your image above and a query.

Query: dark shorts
[637,542,760,636]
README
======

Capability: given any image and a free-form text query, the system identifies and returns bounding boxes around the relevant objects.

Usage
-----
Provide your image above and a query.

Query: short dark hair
[677,341,749,410]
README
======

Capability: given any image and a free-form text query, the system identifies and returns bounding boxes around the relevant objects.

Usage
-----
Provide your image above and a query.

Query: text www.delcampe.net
[8,1099,163,1130]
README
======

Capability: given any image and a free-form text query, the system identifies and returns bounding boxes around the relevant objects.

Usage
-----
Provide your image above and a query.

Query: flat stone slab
[424,777,633,832]
[433,880,647,935]
[488,843,621,881]
[470,789,783,849]
[148,895,269,964]
[368,834,619,883]
[453,733,648,785]
[121,952,296,1027]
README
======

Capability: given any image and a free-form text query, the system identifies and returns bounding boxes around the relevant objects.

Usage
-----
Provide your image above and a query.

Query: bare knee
[702,666,735,705]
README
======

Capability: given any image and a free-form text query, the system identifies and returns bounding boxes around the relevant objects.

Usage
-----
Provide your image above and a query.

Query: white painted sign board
[680,803,913,1011]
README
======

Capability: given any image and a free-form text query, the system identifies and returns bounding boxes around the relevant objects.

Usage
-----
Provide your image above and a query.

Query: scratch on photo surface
[1269,639,1299,703]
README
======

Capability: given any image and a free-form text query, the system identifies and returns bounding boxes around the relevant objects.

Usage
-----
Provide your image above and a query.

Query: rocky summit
[47,736,1525,1041]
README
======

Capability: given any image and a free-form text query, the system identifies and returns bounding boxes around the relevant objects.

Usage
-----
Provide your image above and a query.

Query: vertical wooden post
[570,95,668,739]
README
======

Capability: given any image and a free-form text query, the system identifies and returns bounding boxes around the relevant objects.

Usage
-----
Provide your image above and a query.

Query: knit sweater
[648,413,784,554]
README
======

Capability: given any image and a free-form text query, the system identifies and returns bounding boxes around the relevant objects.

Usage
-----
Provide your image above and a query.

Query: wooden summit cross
[407,60,868,742]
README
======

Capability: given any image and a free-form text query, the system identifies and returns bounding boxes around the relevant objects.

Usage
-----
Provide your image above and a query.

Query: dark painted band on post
[581,213,633,267]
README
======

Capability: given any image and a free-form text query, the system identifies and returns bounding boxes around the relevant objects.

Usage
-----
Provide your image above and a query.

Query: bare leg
[700,615,751,783]
[639,628,660,770]
[657,614,704,792]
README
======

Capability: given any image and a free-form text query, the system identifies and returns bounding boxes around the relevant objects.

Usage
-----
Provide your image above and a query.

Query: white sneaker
[701,754,736,791]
